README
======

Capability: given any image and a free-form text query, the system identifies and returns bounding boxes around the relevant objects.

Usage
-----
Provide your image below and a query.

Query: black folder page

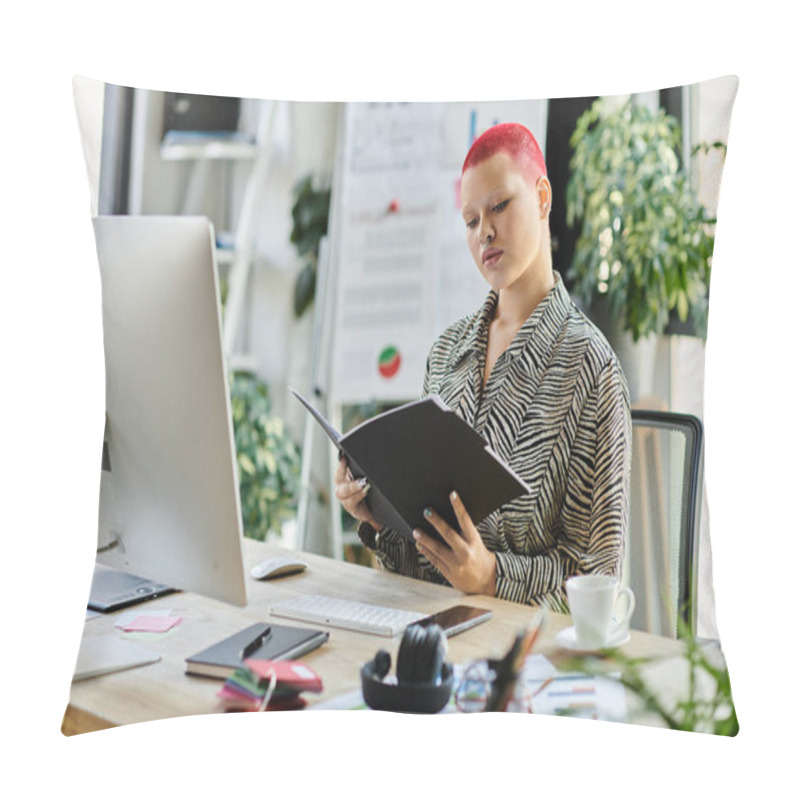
[291,389,531,541]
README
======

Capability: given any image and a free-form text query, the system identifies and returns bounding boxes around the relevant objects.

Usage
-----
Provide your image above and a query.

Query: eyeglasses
[454,611,548,713]
[454,659,496,713]
[454,659,554,713]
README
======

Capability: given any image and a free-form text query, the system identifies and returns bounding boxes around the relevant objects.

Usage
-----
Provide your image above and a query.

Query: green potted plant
[566,97,718,343]
[290,174,332,318]
[229,371,301,541]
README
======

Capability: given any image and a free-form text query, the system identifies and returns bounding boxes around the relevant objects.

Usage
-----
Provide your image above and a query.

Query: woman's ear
[537,176,552,219]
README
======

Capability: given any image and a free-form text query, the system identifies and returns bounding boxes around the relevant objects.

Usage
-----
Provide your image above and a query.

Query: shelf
[160,131,259,161]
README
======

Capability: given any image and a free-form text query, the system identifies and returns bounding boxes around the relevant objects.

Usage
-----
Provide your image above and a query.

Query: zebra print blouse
[360,272,631,610]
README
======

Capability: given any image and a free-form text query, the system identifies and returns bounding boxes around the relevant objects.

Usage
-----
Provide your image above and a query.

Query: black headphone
[360,623,453,714]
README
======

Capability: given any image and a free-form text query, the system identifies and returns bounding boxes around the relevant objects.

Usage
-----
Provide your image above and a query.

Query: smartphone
[416,605,493,637]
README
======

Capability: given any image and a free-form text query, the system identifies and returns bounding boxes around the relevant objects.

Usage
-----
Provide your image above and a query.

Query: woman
[335,122,631,610]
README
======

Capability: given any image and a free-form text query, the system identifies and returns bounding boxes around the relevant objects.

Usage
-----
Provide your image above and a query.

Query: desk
[63,538,687,735]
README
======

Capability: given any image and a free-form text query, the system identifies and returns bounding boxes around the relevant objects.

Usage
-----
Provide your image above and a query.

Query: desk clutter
[323,650,626,721]
[217,659,324,712]
[68,544,730,734]
[330,611,621,720]
[356,616,547,715]
[74,576,630,720]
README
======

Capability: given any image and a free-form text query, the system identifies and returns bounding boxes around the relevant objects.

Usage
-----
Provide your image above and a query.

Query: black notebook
[185,622,330,679]
[292,389,531,542]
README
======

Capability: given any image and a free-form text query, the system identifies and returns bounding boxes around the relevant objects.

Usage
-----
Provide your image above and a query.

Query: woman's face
[460,152,550,295]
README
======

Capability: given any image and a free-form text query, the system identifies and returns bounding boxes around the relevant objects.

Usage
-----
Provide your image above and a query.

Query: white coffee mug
[566,575,635,650]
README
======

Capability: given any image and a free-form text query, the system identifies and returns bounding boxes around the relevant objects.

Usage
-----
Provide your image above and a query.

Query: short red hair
[461,122,547,187]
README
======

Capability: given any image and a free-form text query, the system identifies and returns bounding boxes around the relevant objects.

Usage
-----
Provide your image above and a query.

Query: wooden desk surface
[63,538,684,735]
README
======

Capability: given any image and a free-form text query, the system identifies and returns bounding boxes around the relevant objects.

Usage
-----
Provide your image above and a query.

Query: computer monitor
[91,215,247,606]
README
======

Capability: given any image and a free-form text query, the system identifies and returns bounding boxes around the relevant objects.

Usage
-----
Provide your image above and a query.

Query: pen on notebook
[240,627,272,660]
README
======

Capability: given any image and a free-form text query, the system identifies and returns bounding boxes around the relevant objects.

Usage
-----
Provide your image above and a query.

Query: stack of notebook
[217,659,324,712]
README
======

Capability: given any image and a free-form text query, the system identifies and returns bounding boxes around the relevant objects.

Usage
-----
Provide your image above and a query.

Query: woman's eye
[466,218,478,229]
[493,199,510,213]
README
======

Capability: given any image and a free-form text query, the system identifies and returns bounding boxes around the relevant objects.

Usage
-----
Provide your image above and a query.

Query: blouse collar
[447,271,572,368]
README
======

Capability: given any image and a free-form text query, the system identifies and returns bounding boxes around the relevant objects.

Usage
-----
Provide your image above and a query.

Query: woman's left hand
[412,491,497,596]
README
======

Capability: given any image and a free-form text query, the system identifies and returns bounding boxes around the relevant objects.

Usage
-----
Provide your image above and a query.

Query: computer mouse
[250,556,309,580]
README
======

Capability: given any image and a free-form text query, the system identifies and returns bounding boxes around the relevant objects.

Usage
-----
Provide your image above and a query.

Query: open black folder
[292,389,531,542]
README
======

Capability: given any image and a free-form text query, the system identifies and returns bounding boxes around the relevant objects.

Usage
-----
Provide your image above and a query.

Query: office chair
[623,410,704,639]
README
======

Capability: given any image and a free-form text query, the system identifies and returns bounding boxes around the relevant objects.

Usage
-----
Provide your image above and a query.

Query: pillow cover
[69,75,738,738]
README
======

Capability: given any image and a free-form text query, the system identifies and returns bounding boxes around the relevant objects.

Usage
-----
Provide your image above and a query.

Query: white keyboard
[269,594,426,637]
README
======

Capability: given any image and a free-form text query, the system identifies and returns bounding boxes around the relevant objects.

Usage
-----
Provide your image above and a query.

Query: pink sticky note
[122,615,182,633]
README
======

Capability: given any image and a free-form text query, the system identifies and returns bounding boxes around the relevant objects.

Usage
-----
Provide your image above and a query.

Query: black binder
[292,389,531,542]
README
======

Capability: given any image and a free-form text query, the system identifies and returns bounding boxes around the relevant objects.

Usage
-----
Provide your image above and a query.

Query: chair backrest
[623,410,704,638]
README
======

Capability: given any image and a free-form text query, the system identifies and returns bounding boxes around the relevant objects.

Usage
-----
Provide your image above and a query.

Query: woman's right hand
[334,456,380,532]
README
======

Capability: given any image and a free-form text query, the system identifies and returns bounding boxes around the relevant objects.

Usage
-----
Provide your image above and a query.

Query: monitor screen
[92,215,247,606]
